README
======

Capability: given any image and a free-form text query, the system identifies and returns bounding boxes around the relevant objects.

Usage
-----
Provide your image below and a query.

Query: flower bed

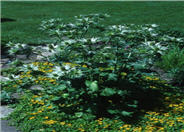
[1,14,184,132]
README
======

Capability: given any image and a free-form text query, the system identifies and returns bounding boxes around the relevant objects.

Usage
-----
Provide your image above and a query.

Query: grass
[2,1,184,47]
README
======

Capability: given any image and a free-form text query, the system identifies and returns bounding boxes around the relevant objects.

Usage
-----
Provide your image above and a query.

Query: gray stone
[12,93,21,100]
[150,66,173,82]
[30,85,44,91]
[16,55,27,60]
[21,60,33,64]
[1,64,10,70]
[41,52,54,57]
[36,55,44,61]
[1,58,10,64]
[1,120,20,132]
[0,76,10,81]
[28,54,38,61]
[0,106,14,118]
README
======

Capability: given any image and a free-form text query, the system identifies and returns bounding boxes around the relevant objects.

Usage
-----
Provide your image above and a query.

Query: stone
[41,51,54,57]
[1,58,10,64]
[0,64,10,71]
[1,120,20,132]
[0,76,10,81]
[16,55,27,60]
[30,85,44,91]
[36,55,44,61]
[28,54,38,61]
[0,106,14,118]
[12,93,22,100]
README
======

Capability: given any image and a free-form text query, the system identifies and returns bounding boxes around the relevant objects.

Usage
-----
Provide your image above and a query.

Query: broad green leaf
[107,109,119,114]
[90,81,98,92]
[75,112,83,117]
[121,111,133,117]
[108,73,117,81]
[100,88,116,96]
[85,80,99,92]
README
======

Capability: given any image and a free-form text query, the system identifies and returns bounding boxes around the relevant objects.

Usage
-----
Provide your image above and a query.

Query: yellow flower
[82,65,87,68]
[99,67,104,71]
[60,122,65,125]
[103,125,109,128]
[30,112,37,115]
[78,128,85,132]
[164,97,170,100]
[121,72,127,76]
[29,117,35,120]
[49,63,54,66]
[33,95,38,98]
[133,127,142,132]
[67,123,72,127]
[98,121,102,125]
[13,85,17,87]
[150,86,156,89]
[18,80,23,84]
[153,77,159,81]
[47,69,53,72]
[26,71,31,74]
[48,106,52,109]
[49,79,56,82]
[43,62,48,65]
[158,127,164,131]
[38,110,42,113]
[43,120,57,125]
[44,116,48,119]
[98,118,103,121]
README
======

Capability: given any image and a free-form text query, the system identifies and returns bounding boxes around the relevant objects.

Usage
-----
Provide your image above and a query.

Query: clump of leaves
[38,14,173,118]
[157,46,184,71]
[6,42,33,58]
[156,46,184,87]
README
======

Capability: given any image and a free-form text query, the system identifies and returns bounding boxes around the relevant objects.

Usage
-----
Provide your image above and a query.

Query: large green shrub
[37,14,173,118]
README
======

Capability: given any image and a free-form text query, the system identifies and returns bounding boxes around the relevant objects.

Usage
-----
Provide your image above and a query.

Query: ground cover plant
[1,14,184,132]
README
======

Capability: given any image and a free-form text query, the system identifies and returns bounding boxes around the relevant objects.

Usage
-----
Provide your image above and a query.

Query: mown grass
[2,1,184,47]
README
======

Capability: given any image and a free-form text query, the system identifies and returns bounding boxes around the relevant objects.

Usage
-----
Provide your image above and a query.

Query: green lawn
[2,1,184,46]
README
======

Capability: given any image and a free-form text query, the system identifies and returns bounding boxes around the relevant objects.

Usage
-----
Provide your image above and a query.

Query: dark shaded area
[1,18,16,23]
[1,42,9,56]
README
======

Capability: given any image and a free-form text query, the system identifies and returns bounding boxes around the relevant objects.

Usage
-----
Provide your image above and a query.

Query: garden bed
[1,14,184,132]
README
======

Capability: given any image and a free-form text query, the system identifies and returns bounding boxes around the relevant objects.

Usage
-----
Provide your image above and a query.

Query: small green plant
[156,46,184,87]
[0,90,12,104]
[6,42,33,58]
[157,46,184,71]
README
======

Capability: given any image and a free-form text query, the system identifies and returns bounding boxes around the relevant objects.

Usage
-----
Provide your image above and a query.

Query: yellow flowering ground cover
[4,61,184,132]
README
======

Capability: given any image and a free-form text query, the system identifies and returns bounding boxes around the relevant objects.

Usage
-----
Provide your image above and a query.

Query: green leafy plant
[157,46,184,71]
[0,90,12,104]
[6,42,33,58]
[38,14,173,118]
[156,46,184,87]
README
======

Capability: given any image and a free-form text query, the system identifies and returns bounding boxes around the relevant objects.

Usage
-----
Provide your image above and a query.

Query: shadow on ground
[1,18,16,23]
